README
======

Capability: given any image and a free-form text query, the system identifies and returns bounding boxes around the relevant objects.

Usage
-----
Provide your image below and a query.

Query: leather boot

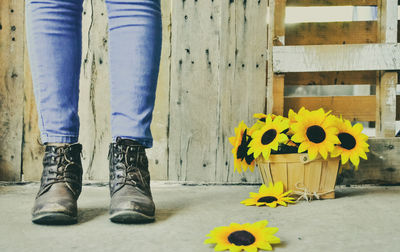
[108,136,155,223]
[31,143,83,224]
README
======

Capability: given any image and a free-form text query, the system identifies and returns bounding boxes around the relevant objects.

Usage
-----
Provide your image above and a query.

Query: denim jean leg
[25,0,83,144]
[106,0,162,148]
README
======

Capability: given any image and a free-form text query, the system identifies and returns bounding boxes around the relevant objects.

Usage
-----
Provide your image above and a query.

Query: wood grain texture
[286,0,378,6]
[22,31,43,181]
[145,0,171,180]
[169,0,221,182]
[285,71,377,85]
[169,0,268,182]
[0,0,24,181]
[286,21,377,45]
[284,95,380,121]
[79,0,111,181]
[375,0,398,138]
[267,0,286,115]
[218,0,268,183]
[337,137,400,185]
[273,44,400,72]
[376,72,397,137]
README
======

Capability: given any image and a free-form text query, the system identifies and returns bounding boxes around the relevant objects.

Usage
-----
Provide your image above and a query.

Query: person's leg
[106,0,162,149]
[25,0,83,144]
[25,0,84,225]
[105,0,162,223]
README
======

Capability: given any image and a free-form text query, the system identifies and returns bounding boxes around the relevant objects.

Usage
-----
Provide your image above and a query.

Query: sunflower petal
[359,151,368,160]
[291,134,305,143]
[258,242,273,251]
[267,235,281,244]
[265,227,279,235]
[307,146,318,160]
[215,244,229,251]
[341,151,350,164]
[298,142,310,153]
[350,154,360,167]
[319,147,328,160]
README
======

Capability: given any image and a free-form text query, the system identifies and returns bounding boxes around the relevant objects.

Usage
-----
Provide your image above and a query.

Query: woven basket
[258,153,340,199]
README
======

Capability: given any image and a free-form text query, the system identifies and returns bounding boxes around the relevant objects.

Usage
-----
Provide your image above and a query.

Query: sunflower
[241,181,295,208]
[290,108,340,160]
[204,220,280,252]
[249,113,273,136]
[229,121,255,173]
[247,115,289,161]
[331,117,369,169]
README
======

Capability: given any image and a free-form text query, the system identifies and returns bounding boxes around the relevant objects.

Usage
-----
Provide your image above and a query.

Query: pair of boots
[31,137,155,224]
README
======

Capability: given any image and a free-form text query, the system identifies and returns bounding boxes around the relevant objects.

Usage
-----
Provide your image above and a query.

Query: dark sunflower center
[261,129,277,145]
[244,152,255,165]
[257,196,278,203]
[228,230,256,246]
[306,125,326,143]
[236,130,249,160]
[338,133,356,150]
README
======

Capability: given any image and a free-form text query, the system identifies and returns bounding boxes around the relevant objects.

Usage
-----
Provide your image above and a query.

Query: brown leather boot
[108,137,155,223]
[31,143,83,225]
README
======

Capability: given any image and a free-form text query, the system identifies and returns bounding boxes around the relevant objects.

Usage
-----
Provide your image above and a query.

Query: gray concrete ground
[0,182,399,252]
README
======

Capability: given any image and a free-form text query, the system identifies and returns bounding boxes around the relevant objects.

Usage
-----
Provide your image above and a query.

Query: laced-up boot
[31,143,83,224]
[108,137,155,223]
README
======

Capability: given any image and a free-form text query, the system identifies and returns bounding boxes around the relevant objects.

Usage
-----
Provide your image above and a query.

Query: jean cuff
[40,134,79,144]
[112,136,153,149]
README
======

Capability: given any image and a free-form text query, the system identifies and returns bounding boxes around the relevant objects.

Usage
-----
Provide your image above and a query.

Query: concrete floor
[0,183,399,252]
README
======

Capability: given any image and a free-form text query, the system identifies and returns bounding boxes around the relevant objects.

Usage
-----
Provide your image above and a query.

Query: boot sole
[32,212,77,225]
[109,210,155,224]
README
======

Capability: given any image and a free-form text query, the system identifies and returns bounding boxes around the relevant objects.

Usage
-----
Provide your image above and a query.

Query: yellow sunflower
[204,220,280,252]
[249,113,275,136]
[229,121,255,173]
[247,115,289,161]
[331,117,369,169]
[241,181,295,208]
[290,108,340,160]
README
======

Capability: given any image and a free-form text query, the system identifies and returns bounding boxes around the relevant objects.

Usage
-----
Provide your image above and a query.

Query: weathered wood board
[273,44,400,73]
[169,0,268,183]
[286,0,378,6]
[285,71,377,85]
[0,0,25,181]
[284,95,400,122]
[286,21,377,45]
[337,138,400,185]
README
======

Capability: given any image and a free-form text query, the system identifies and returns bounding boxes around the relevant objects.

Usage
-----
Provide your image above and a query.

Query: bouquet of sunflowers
[229,107,370,173]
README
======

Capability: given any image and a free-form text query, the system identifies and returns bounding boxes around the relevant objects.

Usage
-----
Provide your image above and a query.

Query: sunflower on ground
[229,121,255,173]
[241,181,295,208]
[247,115,289,161]
[204,220,280,252]
[331,117,369,169]
[290,108,340,160]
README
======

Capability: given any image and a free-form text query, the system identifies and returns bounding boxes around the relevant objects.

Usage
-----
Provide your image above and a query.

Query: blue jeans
[25,0,162,148]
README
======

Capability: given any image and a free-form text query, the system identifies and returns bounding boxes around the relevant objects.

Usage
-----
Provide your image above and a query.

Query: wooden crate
[267,0,399,138]
[258,153,340,199]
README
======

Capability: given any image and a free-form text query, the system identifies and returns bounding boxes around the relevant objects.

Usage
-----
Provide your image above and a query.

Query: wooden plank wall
[2,0,400,185]
[21,0,172,181]
[0,0,25,181]
[1,0,268,183]
[169,0,268,183]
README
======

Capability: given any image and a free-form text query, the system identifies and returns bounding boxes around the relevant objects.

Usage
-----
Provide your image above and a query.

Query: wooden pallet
[266,0,400,184]
[267,0,398,137]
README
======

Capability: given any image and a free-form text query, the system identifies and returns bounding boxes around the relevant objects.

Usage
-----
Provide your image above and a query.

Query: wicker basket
[258,153,340,199]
